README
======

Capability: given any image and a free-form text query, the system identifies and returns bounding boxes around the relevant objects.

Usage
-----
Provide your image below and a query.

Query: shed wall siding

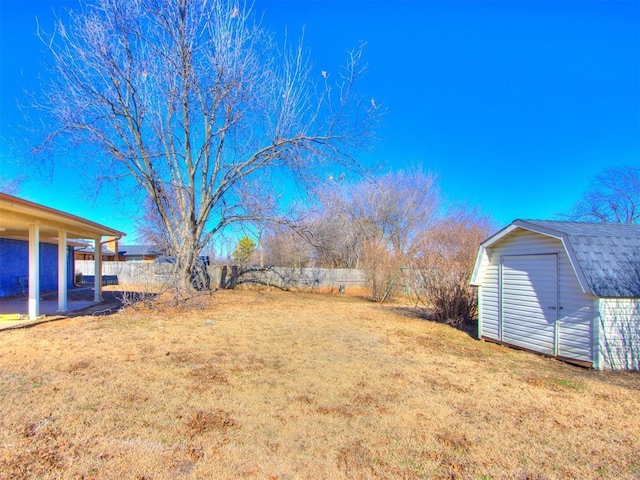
[501,254,557,355]
[479,229,593,363]
[479,262,500,339]
[598,298,640,370]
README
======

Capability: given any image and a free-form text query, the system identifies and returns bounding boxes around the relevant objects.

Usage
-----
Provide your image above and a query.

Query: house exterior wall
[597,298,640,370]
[478,229,594,364]
[0,238,74,298]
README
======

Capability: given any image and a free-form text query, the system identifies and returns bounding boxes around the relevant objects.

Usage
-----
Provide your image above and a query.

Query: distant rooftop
[75,245,116,256]
[118,244,159,256]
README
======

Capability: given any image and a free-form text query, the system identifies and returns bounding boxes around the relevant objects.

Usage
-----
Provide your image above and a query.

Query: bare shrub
[361,241,402,302]
[413,207,492,324]
[117,262,212,312]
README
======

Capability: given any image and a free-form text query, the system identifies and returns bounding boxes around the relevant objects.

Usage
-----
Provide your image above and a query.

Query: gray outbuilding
[470,220,640,370]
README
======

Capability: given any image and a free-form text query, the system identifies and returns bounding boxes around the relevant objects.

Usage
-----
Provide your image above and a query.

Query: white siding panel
[598,298,640,370]
[556,266,594,363]
[478,229,593,364]
[502,254,557,356]
[479,262,500,339]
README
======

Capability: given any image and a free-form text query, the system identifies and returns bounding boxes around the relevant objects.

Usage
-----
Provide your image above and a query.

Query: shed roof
[471,219,640,298]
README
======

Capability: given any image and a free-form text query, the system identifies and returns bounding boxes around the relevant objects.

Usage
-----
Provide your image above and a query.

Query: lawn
[0,289,638,479]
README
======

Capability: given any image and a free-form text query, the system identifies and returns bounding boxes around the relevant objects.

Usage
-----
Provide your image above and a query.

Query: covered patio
[0,295,96,330]
[0,193,125,320]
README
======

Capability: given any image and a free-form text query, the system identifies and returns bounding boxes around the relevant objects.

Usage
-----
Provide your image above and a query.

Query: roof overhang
[470,219,593,294]
[0,193,126,242]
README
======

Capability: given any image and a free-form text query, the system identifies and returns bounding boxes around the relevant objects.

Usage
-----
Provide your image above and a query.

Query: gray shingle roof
[118,244,158,256]
[519,220,640,297]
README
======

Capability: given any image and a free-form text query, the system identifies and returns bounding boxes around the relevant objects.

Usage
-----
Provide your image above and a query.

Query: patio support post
[57,230,68,312]
[28,223,40,319]
[94,236,102,302]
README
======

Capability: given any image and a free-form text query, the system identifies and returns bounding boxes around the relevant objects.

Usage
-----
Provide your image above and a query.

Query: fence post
[230,266,238,289]
[220,266,227,289]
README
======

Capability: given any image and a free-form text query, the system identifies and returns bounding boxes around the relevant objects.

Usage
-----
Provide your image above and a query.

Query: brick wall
[0,238,74,298]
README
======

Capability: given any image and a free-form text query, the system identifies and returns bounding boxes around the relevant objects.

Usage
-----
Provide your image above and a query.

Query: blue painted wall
[0,238,75,298]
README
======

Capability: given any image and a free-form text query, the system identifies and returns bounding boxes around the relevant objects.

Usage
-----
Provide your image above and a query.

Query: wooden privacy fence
[74,261,367,292]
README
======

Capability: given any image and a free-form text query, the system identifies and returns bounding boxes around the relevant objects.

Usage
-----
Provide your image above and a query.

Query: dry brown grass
[0,289,639,479]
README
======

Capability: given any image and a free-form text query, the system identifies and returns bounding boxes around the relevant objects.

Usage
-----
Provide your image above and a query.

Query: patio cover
[0,193,125,319]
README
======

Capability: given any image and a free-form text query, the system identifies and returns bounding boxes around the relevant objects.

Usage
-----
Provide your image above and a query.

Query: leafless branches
[569,165,640,224]
[36,0,381,290]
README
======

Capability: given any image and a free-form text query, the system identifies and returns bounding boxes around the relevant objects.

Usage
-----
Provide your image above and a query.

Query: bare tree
[569,165,640,224]
[36,0,379,290]
[135,195,172,254]
[302,169,440,268]
[343,170,440,299]
[0,178,22,195]
[298,209,374,268]
[349,170,441,257]
[285,169,440,299]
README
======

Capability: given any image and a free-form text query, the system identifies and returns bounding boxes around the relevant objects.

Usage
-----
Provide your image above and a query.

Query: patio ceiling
[0,193,125,241]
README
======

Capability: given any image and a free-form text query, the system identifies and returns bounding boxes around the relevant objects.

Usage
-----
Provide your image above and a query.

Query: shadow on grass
[387,307,640,389]
[388,305,478,339]
[64,289,159,317]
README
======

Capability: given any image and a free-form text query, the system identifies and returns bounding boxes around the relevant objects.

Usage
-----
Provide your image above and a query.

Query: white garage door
[501,254,558,356]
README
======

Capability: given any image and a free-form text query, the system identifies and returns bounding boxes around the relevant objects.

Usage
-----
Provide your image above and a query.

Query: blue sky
[1,0,639,239]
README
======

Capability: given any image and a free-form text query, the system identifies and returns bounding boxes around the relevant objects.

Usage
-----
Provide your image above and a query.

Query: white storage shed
[470,220,640,370]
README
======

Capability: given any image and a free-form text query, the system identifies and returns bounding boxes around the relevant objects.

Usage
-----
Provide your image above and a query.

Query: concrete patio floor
[0,289,99,330]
